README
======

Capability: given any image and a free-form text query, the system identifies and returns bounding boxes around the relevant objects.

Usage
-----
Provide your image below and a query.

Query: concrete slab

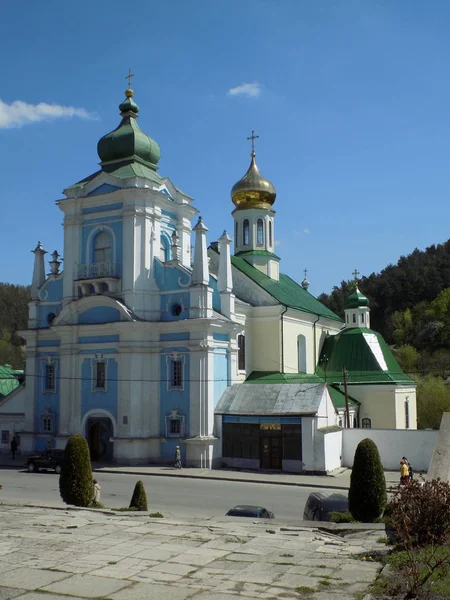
[0,588,27,600]
[0,568,70,591]
[110,582,198,600]
[40,574,131,598]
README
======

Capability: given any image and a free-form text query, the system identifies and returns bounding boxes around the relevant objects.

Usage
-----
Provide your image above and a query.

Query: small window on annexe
[362,418,372,429]
[238,334,246,371]
[243,220,249,245]
[257,219,264,246]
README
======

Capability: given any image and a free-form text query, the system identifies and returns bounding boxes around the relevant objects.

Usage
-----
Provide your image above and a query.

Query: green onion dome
[97,89,161,170]
[344,287,370,309]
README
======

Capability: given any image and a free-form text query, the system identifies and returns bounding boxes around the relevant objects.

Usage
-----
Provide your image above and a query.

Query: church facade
[0,86,416,470]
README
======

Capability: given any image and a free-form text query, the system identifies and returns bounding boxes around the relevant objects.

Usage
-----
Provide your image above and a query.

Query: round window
[172,304,182,317]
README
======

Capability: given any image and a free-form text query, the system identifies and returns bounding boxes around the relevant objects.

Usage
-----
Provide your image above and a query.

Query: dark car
[226,505,275,519]
[26,449,64,474]
[303,492,349,521]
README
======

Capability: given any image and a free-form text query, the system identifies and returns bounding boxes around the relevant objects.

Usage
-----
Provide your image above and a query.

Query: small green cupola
[344,287,370,309]
[97,88,161,170]
[344,271,370,329]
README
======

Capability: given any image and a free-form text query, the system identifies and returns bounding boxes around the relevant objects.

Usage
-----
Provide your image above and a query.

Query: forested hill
[0,283,30,368]
[318,239,450,346]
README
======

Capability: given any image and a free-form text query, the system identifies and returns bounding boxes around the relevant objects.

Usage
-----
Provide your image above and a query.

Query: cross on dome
[247,130,259,156]
[125,69,135,89]
[352,268,360,283]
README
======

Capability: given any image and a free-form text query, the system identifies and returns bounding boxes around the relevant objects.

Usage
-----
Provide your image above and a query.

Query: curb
[92,468,350,491]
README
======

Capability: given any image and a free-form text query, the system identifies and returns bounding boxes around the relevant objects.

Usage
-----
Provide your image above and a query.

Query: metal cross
[303,268,308,279]
[247,130,259,154]
[125,69,135,88]
[352,268,360,282]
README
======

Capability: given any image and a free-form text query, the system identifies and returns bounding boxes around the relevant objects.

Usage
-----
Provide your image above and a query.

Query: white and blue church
[0,86,417,472]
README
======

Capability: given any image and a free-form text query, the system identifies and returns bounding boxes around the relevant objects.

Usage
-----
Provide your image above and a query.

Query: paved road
[0,467,338,520]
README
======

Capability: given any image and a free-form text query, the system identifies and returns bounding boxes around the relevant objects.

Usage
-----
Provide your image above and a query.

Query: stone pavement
[0,503,386,600]
[0,454,403,491]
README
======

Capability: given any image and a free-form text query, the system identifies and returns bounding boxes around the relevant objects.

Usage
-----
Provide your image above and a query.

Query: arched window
[405,400,410,429]
[346,314,349,323]
[269,220,273,247]
[352,313,356,323]
[243,220,249,245]
[361,313,365,324]
[94,232,111,264]
[297,334,307,373]
[235,221,238,247]
[160,237,168,262]
[238,334,246,371]
[257,219,264,246]
[362,418,372,429]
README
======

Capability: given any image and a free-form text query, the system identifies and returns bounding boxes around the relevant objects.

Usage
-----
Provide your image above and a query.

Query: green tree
[417,374,450,429]
[59,435,93,507]
[129,480,148,511]
[394,344,419,374]
[348,438,387,522]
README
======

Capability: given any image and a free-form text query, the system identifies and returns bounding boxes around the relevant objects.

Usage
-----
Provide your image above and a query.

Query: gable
[78,306,121,325]
[87,183,121,196]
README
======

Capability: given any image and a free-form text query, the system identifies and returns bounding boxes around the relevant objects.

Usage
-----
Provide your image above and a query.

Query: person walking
[10,436,17,460]
[400,460,409,485]
[402,456,413,480]
[173,446,182,470]
[92,479,101,504]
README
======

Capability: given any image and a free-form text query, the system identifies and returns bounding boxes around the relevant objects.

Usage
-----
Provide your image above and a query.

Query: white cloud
[294,228,311,235]
[0,99,93,128]
[304,228,310,234]
[227,82,262,98]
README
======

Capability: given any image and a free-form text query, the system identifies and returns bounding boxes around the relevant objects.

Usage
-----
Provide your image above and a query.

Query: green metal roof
[327,385,359,409]
[231,254,342,321]
[317,327,414,384]
[0,365,22,399]
[66,160,164,192]
[235,250,281,260]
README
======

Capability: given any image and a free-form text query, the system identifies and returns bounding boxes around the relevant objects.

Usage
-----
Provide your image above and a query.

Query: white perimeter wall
[342,428,438,471]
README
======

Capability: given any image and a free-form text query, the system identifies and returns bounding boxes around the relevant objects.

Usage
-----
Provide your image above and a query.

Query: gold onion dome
[231,151,276,209]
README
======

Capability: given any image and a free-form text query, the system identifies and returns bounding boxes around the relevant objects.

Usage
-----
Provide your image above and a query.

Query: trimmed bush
[129,480,148,511]
[348,438,387,522]
[59,434,93,507]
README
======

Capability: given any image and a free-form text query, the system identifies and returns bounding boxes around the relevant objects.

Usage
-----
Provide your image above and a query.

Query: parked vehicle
[226,505,275,519]
[303,492,349,521]
[26,449,64,474]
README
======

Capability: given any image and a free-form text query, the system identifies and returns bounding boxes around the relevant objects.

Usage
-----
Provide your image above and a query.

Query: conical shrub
[129,480,148,511]
[59,434,93,507]
[349,438,387,522]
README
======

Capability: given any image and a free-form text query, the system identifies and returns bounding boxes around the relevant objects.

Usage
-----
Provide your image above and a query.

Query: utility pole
[343,366,350,428]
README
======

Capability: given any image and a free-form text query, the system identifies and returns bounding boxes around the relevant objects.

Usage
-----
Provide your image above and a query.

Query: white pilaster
[31,242,47,300]
[192,217,209,285]
[218,230,235,320]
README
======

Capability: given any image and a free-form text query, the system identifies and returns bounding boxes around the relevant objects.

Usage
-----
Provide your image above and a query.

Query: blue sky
[1,0,450,296]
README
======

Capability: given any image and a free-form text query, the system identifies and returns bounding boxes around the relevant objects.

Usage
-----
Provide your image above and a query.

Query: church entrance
[87,417,113,461]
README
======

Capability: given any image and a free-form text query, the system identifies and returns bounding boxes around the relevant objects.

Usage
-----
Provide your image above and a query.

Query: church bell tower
[231,131,279,280]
